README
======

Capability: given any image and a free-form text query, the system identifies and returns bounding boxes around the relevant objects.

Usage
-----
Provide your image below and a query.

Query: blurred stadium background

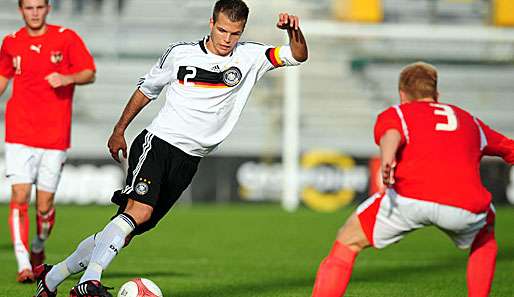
[0,0,513,210]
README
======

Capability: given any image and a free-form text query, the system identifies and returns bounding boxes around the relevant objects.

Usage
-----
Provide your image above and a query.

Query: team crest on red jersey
[50,51,63,64]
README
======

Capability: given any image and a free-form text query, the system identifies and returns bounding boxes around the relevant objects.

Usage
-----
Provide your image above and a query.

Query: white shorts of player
[357,189,494,250]
[5,143,67,193]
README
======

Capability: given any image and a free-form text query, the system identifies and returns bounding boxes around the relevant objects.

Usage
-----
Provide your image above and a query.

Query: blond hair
[399,62,438,100]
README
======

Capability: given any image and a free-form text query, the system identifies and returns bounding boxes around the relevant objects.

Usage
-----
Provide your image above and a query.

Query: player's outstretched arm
[276,13,308,62]
[379,129,402,186]
[478,119,514,164]
[0,75,8,97]
[108,89,151,162]
[45,69,96,88]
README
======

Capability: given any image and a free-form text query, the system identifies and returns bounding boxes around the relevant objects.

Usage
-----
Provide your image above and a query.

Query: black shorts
[111,130,200,235]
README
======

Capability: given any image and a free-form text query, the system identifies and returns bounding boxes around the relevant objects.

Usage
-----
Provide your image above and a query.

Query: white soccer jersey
[138,36,301,157]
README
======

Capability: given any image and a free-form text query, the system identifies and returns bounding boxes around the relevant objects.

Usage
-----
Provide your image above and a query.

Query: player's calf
[9,201,33,281]
[31,208,56,268]
[312,213,369,297]
[79,214,136,283]
[467,210,497,297]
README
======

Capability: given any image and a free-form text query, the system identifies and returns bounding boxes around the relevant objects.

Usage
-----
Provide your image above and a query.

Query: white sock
[79,214,135,283]
[45,262,69,292]
[45,233,99,291]
[14,242,31,272]
[10,207,31,272]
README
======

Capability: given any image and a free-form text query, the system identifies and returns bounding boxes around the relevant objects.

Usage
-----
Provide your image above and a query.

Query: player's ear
[209,17,214,31]
[399,90,408,103]
[434,92,439,102]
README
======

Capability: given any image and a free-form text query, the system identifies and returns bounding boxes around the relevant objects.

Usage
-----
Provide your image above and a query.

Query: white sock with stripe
[79,214,135,283]
[9,204,31,272]
[45,233,100,291]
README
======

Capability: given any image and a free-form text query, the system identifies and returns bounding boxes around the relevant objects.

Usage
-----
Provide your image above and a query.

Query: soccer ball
[117,278,163,297]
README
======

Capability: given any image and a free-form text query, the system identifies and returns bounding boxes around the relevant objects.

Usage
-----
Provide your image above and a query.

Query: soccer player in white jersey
[32,0,308,296]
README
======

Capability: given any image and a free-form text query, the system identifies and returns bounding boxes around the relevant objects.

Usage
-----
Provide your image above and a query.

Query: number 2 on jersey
[430,103,457,131]
[184,66,197,86]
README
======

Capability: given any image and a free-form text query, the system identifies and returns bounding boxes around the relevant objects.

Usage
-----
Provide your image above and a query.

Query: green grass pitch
[0,203,513,296]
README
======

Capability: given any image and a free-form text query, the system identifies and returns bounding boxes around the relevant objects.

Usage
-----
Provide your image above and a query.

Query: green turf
[0,203,513,297]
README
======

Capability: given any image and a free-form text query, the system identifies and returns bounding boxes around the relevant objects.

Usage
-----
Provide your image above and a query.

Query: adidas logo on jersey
[211,65,221,72]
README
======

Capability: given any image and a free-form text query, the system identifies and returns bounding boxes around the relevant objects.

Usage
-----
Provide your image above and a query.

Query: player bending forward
[33,0,308,296]
[311,62,514,297]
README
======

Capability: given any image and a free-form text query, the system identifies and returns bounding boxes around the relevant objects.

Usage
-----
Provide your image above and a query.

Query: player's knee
[11,185,31,204]
[124,201,153,225]
[336,215,369,252]
[36,195,55,214]
[471,226,497,253]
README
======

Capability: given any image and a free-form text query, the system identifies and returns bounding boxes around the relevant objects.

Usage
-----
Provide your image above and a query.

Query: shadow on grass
[174,276,313,297]
[352,243,514,283]
[171,245,514,297]
[0,243,12,251]
[105,270,190,279]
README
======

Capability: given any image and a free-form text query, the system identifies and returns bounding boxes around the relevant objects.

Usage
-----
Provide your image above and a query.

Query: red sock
[467,212,497,297]
[312,241,357,297]
[36,208,56,240]
[8,202,30,252]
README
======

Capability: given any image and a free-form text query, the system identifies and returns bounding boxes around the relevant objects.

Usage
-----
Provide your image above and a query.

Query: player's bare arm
[276,13,308,62]
[0,75,8,97]
[44,69,95,88]
[379,129,401,186]
[108,89,151,162]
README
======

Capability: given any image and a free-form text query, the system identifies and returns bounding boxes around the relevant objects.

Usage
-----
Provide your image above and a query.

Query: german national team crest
[222,67,242,87]
[50,51,63,64]
[135,182,149,195]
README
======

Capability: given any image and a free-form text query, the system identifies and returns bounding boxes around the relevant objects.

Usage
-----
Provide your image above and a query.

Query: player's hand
[381,160,396,187]
[277,13,300,31]
[45,72,74,88]
[108,132,127,163]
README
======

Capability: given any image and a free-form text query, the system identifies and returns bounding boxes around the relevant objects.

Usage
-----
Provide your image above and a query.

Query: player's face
[19,0,50,31]
[208,12,246,56]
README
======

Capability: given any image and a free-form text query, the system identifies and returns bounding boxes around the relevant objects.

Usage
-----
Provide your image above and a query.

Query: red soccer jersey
[0,24,95,150]
[374,101,514,213]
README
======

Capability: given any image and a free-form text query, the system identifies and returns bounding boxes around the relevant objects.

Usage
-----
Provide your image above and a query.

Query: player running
[0,0,96,283]
[33,0,308,296]
[311,62,514,297]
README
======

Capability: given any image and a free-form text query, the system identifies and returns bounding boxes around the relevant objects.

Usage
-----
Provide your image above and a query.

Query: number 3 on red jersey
[430,103,457,132]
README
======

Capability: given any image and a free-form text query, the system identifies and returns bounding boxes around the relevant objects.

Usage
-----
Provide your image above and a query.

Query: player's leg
[134,145,200,236]
[311,212,369,297]
[312,190,423,297]
[31,149,66,267]
[78,200,146,282]
[34,234,98,297]
[31,190,56,267]
[434,203,496,297]
[70,130,165,296]
[6,143,40,283]
[467,207,496,297]
[9,183,34,282]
